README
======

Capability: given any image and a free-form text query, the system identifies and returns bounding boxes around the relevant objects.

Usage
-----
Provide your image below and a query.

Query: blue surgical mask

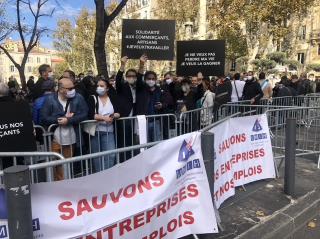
[96,86,106,96]
[66,89,76,99]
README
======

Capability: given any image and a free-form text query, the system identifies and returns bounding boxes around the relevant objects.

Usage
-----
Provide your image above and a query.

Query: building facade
[0,39,63,83]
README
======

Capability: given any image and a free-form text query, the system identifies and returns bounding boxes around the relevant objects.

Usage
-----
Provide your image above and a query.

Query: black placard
[176,40,226,76]
[0,101,36,152]
[121,19,175,60]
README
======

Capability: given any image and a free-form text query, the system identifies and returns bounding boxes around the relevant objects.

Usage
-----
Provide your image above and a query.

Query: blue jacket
[32,93,52,125]
[40,93,88,127]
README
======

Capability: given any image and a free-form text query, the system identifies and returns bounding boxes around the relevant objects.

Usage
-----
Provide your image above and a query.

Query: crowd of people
[0,54,319,179]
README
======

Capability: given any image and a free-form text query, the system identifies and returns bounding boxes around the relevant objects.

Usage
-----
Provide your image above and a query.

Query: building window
[28,66,32,72]
[45,58,48,63]
[142,0,148,6]
[297,26,306,40]
[37,57,40,63]
[298,53,305,64]
[231,60,236,71]
[10,65,14,72]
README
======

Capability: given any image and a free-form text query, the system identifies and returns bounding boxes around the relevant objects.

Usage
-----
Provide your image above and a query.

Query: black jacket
[32,77,46,100]
[115,70,134,117]
[135,73,166,115]
[242,79,264,104]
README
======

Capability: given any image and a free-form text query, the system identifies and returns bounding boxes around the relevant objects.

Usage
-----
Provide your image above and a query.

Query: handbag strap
[233,81,240,100]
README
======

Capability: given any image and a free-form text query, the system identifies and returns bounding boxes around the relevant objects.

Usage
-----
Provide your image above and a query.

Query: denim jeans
[148,120,161,142]
[90,131,116,172]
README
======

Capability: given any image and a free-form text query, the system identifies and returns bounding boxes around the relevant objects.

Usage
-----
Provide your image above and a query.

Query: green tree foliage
[53,9,96,74]
[307,64,320,72]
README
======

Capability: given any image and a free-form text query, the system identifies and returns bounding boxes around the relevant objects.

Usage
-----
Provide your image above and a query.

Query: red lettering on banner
[81,185,199,239]
[119,219,132,236]
[110,189,123,203]
[179,187,187,201]
[123,184,136,198]
[92,194,107,209]
[219,134,246,154]
[171,193,179,206]
[167,219,178,232]
[137,177,152,193]
[146,208,157,223]
[102,224,117,239]
[77,199,93,216]
[142,211,195,239]
[133,212,145,229]
[157,201,167,217]
[58,171,165,221]
[233,165,263,180]
[187,184,199,197]
[58,201,75,220]
[214,179,235,201]
[150,172,165,187]
[183,211,195,224]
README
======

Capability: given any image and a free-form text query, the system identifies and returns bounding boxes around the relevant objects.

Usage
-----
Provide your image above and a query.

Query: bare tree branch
[17,0,27,52]
[0,45,19,67]
[108,0,129,22]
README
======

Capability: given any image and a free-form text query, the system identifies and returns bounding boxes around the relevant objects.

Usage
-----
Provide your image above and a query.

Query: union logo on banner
[252,119,263,132]
[178,139,195,162]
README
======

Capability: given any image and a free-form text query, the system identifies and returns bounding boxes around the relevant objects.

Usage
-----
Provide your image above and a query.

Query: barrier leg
[4,165,33,239]
[284,118,296,197]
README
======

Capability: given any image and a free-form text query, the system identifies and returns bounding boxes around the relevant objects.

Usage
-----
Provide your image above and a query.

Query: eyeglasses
[63,87,75,91]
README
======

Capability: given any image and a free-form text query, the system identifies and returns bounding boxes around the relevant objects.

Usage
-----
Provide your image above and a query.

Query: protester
[87,78,120,172]
[272,76,293,98]
[242,72,263,104]
[136,55,165,141]
[231,73,245,102]
[200,77,215,126]
[32,79,55,125]
[27,76,35,95]
[258,72,272,99]
[0,82,13,102]
[40,78,88,181]
[109,74,116,89]
[179,78,197,112]
[214,76,232,110]
[33,64,53,100]
[63,70,76,83]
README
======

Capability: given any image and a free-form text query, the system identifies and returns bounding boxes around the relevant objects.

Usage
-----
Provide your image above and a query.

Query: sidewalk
[203,156,320,239]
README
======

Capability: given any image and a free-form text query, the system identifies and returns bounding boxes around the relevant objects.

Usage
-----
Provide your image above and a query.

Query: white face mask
[146,80,156,88]
[66,89,76,99]
[96,86,106,96]
[48,72,54,78]
[166,79,173,85]
[126,77,136,85]
[247,76,253,80]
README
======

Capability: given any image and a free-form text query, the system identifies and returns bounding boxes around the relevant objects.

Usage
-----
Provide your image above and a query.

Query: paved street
[294,215,320,239]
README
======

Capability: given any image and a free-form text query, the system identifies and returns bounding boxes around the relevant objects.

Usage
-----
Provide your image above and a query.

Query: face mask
[247,76,253,80]
[243,77,248,81]
[48,72,54,79]
[66,89,76,99]
[182,85,190,92]
[126,77,136,85]
[146,80,156,88]
[96,86,106,96]
[166,79,173,85]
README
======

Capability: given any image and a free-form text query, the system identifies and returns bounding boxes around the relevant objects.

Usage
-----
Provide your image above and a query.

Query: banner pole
[284,118,296,197]
[200,132,223,237]
[4,165,33,239]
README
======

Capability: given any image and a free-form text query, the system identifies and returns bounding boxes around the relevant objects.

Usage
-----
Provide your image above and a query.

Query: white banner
[210,114,276,208]
[31,132,218,239]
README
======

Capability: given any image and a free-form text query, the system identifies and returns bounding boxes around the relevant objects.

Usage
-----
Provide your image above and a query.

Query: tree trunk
[94,0,109,80]
[18,67,26,90]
